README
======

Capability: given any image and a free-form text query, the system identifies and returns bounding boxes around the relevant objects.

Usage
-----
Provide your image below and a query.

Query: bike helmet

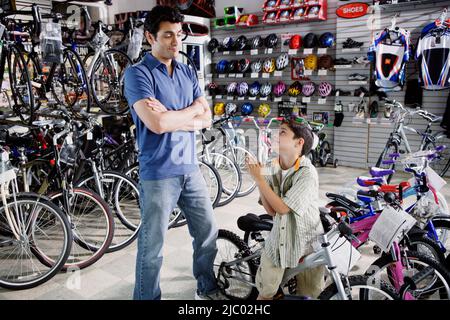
[318,82,333,97]
[318,55,334,70]
[234,35,247,50]
[241,102,254,116]
[216,60,228,73]
[280,10,291,19]
[207,82,218,96]
[302,82,315,97]
[304,54,318,70]
[227,82,238,95]
[303,33,319,48]
[264,33,278,48]
[223,37,234,50]
[247,14,259,27]
[280,0,291,5]
[293,7,306,18]
[258,103,271,118]
[276,53,289,71]
[227,60,239,73]
[225,102,237,116]
[273,81,287,97]
[260,82,272,97]
[207,38,219,53]
[289,34,302,49]
[263,57,276,73]
[266,0,277,8]
[266,11,277,21]
[237,82,249,97]
[238,58,250,73]
[293,0,304,4]
[319,32,335,48]
[251,60,262,73]
[288,81,302,97]
[214,102,225,116]
[249,81,261,97]
[308,6,320,17]
[250,35,263,49]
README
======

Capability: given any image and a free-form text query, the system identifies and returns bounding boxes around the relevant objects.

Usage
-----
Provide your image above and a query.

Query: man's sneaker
[352,56,370,65]
[343,38,364,49]
[348,73,368,81]
[334,58,352,65]
[195,290,229,300]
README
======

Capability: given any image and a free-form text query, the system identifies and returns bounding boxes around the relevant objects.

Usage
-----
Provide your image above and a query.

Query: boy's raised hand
[246,156,263,182]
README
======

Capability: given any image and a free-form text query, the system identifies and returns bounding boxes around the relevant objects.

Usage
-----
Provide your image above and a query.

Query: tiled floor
[0,166,448,300]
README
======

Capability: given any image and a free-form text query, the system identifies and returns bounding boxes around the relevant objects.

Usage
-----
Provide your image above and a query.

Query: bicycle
[308,121,338,168]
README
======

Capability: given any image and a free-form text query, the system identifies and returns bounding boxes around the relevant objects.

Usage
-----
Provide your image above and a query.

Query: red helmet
[247,14,259,26]
[289,34,302,49]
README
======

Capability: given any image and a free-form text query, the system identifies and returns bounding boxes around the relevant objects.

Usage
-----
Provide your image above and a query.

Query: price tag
[236,51,243,55]
[66,135,73,145]
[251,73,259,78]
[288,49,298,55]
[260,97,268,101]
[87,132,93,140]
[318,69,328,76]
[318,48,327,54]
[274,97,282,102]
[206,74,213,78]
[266,48,273,54]
[236,74,244,78]
[290,97,297,102]
[238,97,245,101]
[219,74,226,78]
[227,96,234,100]
[251,49,258,55]
[304,69,313,75]
[274,71,283,77]
[215,95,223,99]
[262,73,270,78]
[228,73,236,78]
[318,98,326,104]
[249,97,257,100]
[206,96,212,100]
[304,48,313,55]
[223,51,230,55]
[302,97,311,103]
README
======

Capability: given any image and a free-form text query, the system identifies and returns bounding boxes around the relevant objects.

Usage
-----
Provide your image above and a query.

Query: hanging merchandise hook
[390,13,399,30]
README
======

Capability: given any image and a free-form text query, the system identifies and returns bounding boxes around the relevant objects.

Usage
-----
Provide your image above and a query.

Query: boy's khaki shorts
[256,250,325,299]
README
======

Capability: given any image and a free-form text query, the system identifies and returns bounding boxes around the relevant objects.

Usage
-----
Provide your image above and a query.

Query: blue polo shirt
[124,53,202,180]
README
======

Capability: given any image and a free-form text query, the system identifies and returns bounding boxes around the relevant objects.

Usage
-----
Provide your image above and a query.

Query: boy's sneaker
[195,290,229,300]
[343,38,364,48]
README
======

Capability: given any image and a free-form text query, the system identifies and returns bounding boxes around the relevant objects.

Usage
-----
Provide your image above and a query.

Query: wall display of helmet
[302,82,316,97]
[238,58,250,73]
[263,11,278,23]
[249,81,261,97]
[207,82,218,96]
[227,82,238,95]
[250,35,263,49]
[234,35,247,50]
[289,34,302,49]
[280,0,291,6]
[214,102,225,116]
[225,103,237,116]
[318,81,333,97]
[223,37,234,50]
[260,82,273,97]
[292,7,306,19]
[262,0,327,24]
[227,60,239,73]
[251,60,262,73]
[276,53,289,71]
[288,81,302,97]
[278,9,292,21]
[319,32,335,48]
[291,57,306,80]
[216,60,229,74]
[264,33,279,48]
[318,55,334,70]
[258,103,271,118]
[273,81,287,97]
[307,6,321,18]
[241,102,254,116]
[304,54,318,70]
[263,0,278,10]
[236,14,259,27]
[207,38,219,53]
[237,82,249,97]
[263,57,276,73]
[303,33,319,48]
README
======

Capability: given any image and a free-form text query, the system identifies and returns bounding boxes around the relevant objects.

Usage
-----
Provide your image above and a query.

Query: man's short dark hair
[282,119,314,157]
[144,5,184,37]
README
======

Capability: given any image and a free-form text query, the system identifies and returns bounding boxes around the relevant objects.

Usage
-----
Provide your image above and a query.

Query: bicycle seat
[356,190,378,203]
[237,213,273,233]
[370,167,395,177]
[356,176,384,187]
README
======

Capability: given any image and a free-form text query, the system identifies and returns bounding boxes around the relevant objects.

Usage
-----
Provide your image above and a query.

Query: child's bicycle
[308,121,338,168]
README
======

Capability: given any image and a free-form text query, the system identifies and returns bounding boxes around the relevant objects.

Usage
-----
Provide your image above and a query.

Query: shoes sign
[336,2,369,19]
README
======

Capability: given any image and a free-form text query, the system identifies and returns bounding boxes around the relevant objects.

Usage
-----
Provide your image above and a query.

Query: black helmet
[250,35,263,49]
[227,60,239,73]
[207,38,219,53]
[234,35,247,50]
[303,33,319,48]
[238,58,250,73]
[264,33,278,48]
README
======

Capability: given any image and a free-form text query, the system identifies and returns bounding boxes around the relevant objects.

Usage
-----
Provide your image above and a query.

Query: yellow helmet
[304,54,318,70]
[263,58,276,73]
[214,102,225,116]
[258,103,271,118]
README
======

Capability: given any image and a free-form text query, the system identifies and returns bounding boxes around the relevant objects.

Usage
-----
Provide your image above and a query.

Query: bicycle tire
[424,139,450,177]
[0,194,72,290]
[406,233,446,266]
[319,140,331,167]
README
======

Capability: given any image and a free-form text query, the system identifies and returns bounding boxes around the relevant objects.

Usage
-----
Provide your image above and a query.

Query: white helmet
[276,53,289,70]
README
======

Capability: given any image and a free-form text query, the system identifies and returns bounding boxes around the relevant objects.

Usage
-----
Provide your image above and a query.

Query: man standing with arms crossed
[124,5,223,300]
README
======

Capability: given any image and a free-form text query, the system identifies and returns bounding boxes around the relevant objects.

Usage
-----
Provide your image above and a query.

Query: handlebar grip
[388,153,400,159]
[436,145,446,153]
[382,160,395,165]
[338,222,354,238]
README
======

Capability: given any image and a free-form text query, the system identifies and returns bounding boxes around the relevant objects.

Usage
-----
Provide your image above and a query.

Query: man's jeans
[133,168,219,300]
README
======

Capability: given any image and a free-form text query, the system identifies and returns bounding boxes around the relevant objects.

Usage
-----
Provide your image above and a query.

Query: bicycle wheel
[22,51,43,110]
[318,275,399,300]
[46,188,114,270]
[51,48,91,114]
[215,229,258,300]
[200,152,240,207]
[89,49,132,115]
[225,147,257,198]
[431,218,450,269]
[319,140,332,167]
[424,138,450,177]
[8,45,36,125]
[366,250,450,299]
[76,171,140,252]
[406,233,446,266]
[375,141,398,182]
[0,194,72,290]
